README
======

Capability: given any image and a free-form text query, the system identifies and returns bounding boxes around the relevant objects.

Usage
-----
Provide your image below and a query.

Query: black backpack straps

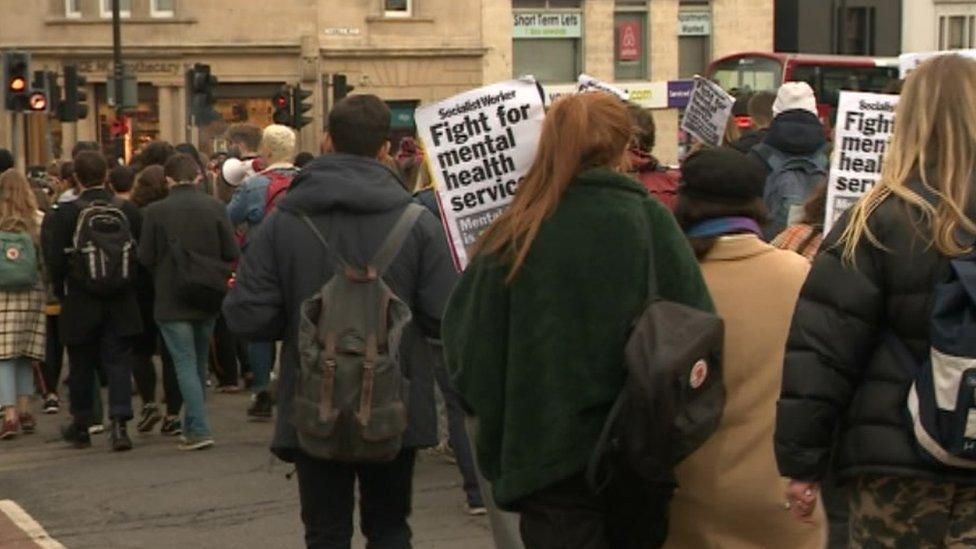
[369,203,425,276]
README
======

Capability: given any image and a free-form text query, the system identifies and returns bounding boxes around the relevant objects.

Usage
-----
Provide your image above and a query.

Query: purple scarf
[684,216,763,239]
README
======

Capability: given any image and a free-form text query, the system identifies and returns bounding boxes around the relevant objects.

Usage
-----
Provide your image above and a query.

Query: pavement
[0,390,494,549]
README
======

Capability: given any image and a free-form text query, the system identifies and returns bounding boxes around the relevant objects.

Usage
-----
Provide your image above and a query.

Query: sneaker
[160,417,182,437]
[88,423,105,435]
[18,413,36,434]
[43,395,60,414]
[136,403,162,433]
[247,391,273,421]
[110,421,133,452]
[216,384,241,394]
[0,417,18,440]
[178,436,214,451]
[466,503,488,516]
[60,422,92,448]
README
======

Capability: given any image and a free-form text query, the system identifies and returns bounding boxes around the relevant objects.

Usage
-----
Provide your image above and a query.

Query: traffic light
[291,84,313,129]
[187,63,220,126]
[272,86,291,125]
[26,71,47,113]
[3,51,30,111]
[333,74,354,104]
[59,64,89,122]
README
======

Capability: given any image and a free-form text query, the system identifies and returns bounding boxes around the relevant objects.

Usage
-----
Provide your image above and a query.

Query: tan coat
[664,235,826,549]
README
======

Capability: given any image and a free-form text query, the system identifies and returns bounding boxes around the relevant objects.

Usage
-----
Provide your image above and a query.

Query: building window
[836,7,875,55]
[939,15,976,50]
[615,1,648,81]
[65,0,81,18]
[513,1,583,83]
[384,0,412,18]
[100,0,131,18]
[678,2,711,78]
[151,0,175,18]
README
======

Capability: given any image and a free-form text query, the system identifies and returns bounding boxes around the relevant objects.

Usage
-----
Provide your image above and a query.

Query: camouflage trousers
[850,475,976,548]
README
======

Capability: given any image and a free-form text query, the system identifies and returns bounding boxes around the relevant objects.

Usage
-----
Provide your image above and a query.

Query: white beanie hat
[772,82,818,117]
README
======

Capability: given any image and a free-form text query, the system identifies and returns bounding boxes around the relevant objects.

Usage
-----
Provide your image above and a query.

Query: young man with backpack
[227,124,300,420]
[41,151,143,451]
[748,82,828,240]
[139,154,239,451]
[223,95,457,548]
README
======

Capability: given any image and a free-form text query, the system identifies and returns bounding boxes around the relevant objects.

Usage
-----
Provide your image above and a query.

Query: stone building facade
[0,0,772,166]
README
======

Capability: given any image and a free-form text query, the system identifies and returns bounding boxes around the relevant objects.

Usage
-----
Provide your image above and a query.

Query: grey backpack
[291,204,424,463]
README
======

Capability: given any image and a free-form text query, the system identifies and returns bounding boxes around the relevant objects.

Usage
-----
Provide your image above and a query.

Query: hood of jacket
[762,110,826,156]
[278,153,411,214]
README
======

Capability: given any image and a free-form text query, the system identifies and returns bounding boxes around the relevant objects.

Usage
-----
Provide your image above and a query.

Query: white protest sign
[543,79,669,109]
[416,78,545,270]
[899,49,976,78]
[576,74,630,101]
[680,76,734,147]
[825,91,899,234]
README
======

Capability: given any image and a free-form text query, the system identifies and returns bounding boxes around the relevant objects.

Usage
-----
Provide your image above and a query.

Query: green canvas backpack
[0,220,39,291]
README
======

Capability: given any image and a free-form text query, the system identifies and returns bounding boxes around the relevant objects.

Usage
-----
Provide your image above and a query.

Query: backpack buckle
[343,266,377,282]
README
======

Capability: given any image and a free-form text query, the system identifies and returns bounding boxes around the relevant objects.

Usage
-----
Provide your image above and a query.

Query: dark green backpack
[291,204,424,462]
[0,220,39,291]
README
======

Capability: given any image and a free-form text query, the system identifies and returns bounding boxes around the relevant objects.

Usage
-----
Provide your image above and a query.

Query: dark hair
[0,149,12,172]
[175,143,206,172]
[627,103,655,152]
[109,166,136,193]
[164,153,201,183]
[328,95,391,157]
[59,160,75,182]
[674,194,768,260]
[130,165,169,207]
[747,91,776,127]
[294,151,315,168]
[225,123,263,153]
[73,151,108,188]
[135,141,176,169]
[71,141,100,159]
[801,180,829,226]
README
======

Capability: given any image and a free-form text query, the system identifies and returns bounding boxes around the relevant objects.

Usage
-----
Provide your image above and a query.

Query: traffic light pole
[112,0,124,164]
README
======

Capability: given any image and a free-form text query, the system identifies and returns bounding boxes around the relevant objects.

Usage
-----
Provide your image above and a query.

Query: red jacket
[628,150,680,211]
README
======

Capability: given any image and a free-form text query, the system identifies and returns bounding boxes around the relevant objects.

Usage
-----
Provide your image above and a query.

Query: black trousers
[40,314,64,396]
[210,313,245,387]
[132,343,182,417]
[66,324,135,426]
[517,469,672,549]
[294,448,416,549]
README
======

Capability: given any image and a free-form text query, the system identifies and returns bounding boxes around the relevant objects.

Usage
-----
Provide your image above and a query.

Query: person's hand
[785,480,819,523]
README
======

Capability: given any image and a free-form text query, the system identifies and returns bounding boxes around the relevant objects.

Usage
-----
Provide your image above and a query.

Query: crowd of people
[2,53,976,549]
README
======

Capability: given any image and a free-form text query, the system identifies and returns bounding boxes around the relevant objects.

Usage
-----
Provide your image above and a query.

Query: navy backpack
[906,250,976,468]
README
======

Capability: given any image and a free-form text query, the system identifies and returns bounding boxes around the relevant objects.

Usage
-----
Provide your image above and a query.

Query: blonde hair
[0,169,39,236]
[260,124,297,164]
[475,92,632,281]
[841,54,976,262]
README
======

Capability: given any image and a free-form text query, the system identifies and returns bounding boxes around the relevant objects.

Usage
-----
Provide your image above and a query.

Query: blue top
[227,173,271,227]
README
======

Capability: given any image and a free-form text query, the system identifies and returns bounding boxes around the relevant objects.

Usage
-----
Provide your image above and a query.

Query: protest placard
[680,76,734,147]
[576,74,630,101]
[824,91,899,234]
[899,49,976,77]
[415,78,546,270]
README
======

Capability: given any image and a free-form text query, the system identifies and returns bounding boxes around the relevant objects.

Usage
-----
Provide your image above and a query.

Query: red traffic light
[9,76,26,93]
[27,91,46,111]
[274,94,288,108]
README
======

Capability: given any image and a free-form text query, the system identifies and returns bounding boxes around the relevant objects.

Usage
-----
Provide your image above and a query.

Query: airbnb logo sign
[617,21,641,62]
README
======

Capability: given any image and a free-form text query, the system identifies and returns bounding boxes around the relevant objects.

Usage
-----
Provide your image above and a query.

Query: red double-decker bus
[705,52,900,128]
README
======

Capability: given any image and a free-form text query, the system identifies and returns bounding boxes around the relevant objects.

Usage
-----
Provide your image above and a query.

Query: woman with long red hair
[443,92,713,547]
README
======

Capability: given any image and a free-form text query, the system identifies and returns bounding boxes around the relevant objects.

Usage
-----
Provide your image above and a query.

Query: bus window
[820,66,898,106]
[710,56,782,94]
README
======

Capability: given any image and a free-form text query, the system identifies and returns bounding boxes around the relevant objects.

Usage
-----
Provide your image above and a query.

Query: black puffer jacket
[775,186,976,484]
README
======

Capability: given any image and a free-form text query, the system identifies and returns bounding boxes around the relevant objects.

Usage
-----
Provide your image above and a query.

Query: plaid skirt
[0,282,46,361]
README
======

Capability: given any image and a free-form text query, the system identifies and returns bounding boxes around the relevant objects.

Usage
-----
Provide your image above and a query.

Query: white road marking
[0,500,66,549]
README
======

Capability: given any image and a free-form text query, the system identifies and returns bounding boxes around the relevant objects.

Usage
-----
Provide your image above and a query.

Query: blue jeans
[159,318,216,439]
[0,357,34,406]
[247,340,274,393]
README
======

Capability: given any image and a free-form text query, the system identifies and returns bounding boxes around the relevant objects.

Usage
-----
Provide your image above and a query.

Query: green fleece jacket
[442,168,714,509]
